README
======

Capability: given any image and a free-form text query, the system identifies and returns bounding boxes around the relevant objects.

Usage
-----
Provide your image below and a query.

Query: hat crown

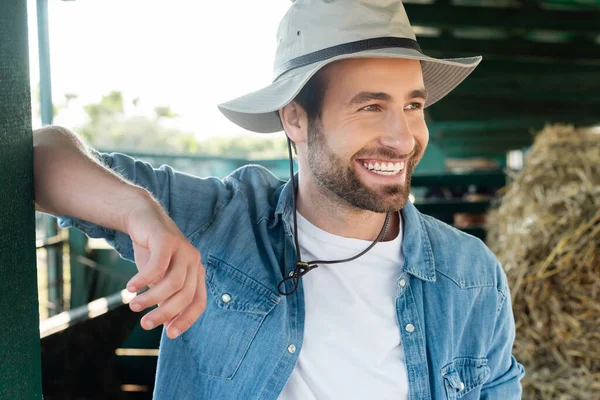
[275,0,416,77]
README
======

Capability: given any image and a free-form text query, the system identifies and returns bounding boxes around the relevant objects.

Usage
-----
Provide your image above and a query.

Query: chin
[358,185,410,213]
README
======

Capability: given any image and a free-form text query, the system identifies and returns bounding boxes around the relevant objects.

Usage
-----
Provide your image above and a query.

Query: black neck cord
[277,137,392,296]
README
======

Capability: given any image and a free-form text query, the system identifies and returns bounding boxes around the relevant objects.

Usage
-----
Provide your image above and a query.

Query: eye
[361,104,382,112]
[405,102,423,111]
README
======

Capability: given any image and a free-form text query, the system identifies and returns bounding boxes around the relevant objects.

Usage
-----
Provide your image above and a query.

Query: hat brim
[218,47,482,133]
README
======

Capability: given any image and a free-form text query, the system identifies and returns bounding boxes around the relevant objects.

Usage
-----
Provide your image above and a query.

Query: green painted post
[36,0,63,316]
[0,0,43,398]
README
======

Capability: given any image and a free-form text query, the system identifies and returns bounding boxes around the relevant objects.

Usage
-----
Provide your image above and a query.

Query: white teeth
[361,160,406,175]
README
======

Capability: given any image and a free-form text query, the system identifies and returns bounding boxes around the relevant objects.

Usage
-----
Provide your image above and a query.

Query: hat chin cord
[277,136,391,296]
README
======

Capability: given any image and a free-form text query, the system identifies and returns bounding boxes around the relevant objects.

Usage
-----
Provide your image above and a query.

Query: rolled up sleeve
[56,148,232,262]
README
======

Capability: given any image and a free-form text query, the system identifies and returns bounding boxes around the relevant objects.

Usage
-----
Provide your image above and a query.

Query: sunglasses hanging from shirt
[277,137,392,296]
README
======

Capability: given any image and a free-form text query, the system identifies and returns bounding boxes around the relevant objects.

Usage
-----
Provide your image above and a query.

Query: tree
[154,105,178,119]
[82,90,124,123]
[46,89,288,158]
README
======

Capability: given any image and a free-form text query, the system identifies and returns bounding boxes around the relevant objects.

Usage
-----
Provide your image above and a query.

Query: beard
[306,121,422,213]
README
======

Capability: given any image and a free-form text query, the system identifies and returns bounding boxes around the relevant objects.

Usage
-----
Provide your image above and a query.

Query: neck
[295,173,400,242]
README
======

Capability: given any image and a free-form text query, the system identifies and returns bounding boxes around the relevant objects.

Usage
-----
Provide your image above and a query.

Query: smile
[360,160,406,176]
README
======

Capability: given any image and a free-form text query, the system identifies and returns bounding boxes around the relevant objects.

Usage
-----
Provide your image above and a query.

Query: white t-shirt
[278,212,409,400]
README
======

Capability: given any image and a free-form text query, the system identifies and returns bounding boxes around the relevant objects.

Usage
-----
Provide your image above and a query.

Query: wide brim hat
[218,0,482,134]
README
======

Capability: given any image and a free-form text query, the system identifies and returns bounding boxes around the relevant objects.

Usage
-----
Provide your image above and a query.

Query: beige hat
[218,0,482,133]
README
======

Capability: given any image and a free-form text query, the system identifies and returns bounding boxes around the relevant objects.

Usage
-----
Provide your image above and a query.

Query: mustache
[355,142,422,160]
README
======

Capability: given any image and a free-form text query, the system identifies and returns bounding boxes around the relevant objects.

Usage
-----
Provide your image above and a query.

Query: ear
[279,101,308,145]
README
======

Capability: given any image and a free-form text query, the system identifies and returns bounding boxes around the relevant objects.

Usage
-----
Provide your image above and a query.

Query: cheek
[336,136,367,160]
[324,124,374,159]
[409,117,429,149]
[345,119,390,151]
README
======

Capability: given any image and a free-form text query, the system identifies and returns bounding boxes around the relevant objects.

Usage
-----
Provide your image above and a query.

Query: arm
[33,125,215,338]
[480,268,526,399]
[33,125,152,233]
[35,126,230,258]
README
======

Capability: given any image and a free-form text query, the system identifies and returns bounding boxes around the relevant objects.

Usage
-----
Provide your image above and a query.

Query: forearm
[33,125,156,233]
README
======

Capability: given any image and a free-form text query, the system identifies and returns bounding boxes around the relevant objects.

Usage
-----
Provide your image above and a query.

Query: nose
[378,109,415,156]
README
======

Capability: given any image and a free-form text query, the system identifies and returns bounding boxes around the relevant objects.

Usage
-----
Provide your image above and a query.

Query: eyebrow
[410,88,428,101]
[348,92,391,106]
[348,89,428,107]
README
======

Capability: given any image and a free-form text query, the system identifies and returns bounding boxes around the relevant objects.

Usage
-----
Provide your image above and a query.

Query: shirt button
[287,344,296,354]
[289,271,294,277]
[405,324,415,333]
[459,382,465,391]
[399,279,406,287]
[221,293,232,303]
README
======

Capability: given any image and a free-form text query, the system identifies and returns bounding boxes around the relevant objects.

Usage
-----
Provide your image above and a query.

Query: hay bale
[486,124,600,399]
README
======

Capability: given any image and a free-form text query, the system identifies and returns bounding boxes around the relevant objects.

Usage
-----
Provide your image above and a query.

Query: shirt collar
[400,201,437,282]
[272,176,296,237]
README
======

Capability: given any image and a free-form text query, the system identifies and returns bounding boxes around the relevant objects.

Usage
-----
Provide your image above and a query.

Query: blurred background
[16,0,600,398]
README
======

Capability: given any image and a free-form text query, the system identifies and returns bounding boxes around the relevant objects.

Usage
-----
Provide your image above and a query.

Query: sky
[27,0,291,139]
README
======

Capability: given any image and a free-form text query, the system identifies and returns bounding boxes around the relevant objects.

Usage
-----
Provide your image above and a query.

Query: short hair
[293,69,327,124]
[285,69,328,152]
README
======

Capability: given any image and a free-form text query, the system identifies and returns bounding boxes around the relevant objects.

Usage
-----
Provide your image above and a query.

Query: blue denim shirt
[59,150,525,399]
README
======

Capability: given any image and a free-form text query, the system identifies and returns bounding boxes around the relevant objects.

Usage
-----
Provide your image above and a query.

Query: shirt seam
[435,268,497,289]
[186,201,224,244]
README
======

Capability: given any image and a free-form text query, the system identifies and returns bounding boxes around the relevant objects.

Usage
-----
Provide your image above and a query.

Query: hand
[123,199,207,339]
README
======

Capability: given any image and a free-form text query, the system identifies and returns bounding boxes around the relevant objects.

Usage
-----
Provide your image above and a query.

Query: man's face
[305,57,429,213]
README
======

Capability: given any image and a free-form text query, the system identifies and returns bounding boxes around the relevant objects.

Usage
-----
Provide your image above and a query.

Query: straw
[486,124,600,399]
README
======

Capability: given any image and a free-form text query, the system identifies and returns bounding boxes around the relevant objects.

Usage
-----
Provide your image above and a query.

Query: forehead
[321,57,424,98]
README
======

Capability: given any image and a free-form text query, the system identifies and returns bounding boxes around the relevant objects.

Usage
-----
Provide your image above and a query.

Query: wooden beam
[415,199,492,214]
[412,170,507,187]
[438,142,526,156]
[432,137,534,150]
[405,3,600,34]
[428,120,546,134]
[472,59,600,75]
[427,96,600,123]
[418,35,600,61]
[40,289,136,338]
[469,58,600,74]
[451,72,600,102]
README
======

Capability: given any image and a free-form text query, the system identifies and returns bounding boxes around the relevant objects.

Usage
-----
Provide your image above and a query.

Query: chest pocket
[181,255,280,380]
[441,357,491,399]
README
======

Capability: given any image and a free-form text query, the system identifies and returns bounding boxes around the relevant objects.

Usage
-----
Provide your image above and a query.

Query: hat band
[273,36,422,80]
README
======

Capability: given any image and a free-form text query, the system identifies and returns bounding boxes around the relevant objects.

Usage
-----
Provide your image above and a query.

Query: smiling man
[288,58,427,221]
[33,0,525,399]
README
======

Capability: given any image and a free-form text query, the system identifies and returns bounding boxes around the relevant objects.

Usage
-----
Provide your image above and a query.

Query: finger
[127,238,172,292]
[147,272,165,289]
[140,262,199,332]
[165,263,207,338]
[130,250,189,312]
